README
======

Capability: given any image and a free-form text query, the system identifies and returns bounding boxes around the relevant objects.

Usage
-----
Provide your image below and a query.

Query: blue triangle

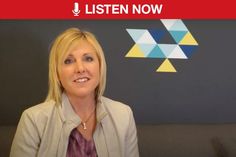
[148,29,166,43]
[169,31,188,44]
[147,45,166,58]
[179,45,198,58]
[126,29,146,43]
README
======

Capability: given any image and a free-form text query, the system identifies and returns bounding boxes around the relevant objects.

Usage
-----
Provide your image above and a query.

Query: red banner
[0,0,235,19]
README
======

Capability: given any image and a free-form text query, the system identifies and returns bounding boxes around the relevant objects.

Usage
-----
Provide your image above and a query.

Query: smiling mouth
[74,77,89,83]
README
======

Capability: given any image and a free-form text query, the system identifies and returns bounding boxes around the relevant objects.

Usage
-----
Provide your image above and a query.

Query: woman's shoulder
[101,96,133,115]
[100,97,136,134]
[15,100,60,143]
[22,100,57,120]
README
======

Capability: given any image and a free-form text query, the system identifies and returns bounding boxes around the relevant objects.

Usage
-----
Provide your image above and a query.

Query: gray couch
[137,124,236,157]
[1,124,236,157]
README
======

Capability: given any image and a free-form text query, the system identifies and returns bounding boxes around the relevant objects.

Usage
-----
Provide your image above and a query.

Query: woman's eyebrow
[84,52,96,55]
[66,54,74,57]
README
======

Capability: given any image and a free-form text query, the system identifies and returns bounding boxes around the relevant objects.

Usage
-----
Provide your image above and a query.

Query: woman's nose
[75,61,85,73]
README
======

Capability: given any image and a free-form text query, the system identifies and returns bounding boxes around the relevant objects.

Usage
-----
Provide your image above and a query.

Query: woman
[10,28,139,157]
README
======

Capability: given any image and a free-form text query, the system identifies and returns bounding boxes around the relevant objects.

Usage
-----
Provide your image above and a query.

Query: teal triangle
[158,44,177,57]
[138,44,156,56]
[169,20,188,31]
[169,31,188,44]
[147,45,166,58]
[179,45,198,58]
[126,29,146,43]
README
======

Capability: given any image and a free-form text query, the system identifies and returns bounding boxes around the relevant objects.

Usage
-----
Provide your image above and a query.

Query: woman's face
[58,39,100,100]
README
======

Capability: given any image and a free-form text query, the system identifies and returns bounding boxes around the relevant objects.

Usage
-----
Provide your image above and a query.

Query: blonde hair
[46,28,107,104]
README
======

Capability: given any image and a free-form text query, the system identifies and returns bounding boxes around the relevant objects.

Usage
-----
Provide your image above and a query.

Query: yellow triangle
[156,59,177,72]
[179,32,198,45]
[125,44,145,58]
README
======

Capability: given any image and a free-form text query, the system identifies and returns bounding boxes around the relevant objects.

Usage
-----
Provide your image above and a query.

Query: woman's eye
[84,56,94,62]
[64,58,74,64]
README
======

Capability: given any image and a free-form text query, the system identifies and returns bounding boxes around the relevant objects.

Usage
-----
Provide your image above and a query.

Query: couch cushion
[137,124,236,157]
[0,126,16,157]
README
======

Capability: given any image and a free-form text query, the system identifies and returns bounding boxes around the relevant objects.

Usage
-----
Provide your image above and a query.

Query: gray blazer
[10,94,139,157]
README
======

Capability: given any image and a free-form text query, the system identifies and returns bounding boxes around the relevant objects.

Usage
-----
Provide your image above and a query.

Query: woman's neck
[66,92,96,116]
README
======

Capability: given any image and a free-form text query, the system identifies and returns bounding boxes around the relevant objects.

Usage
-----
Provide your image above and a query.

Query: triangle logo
[156,59,177,72]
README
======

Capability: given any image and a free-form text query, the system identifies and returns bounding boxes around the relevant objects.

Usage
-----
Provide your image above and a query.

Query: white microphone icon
[72,2,80,16]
